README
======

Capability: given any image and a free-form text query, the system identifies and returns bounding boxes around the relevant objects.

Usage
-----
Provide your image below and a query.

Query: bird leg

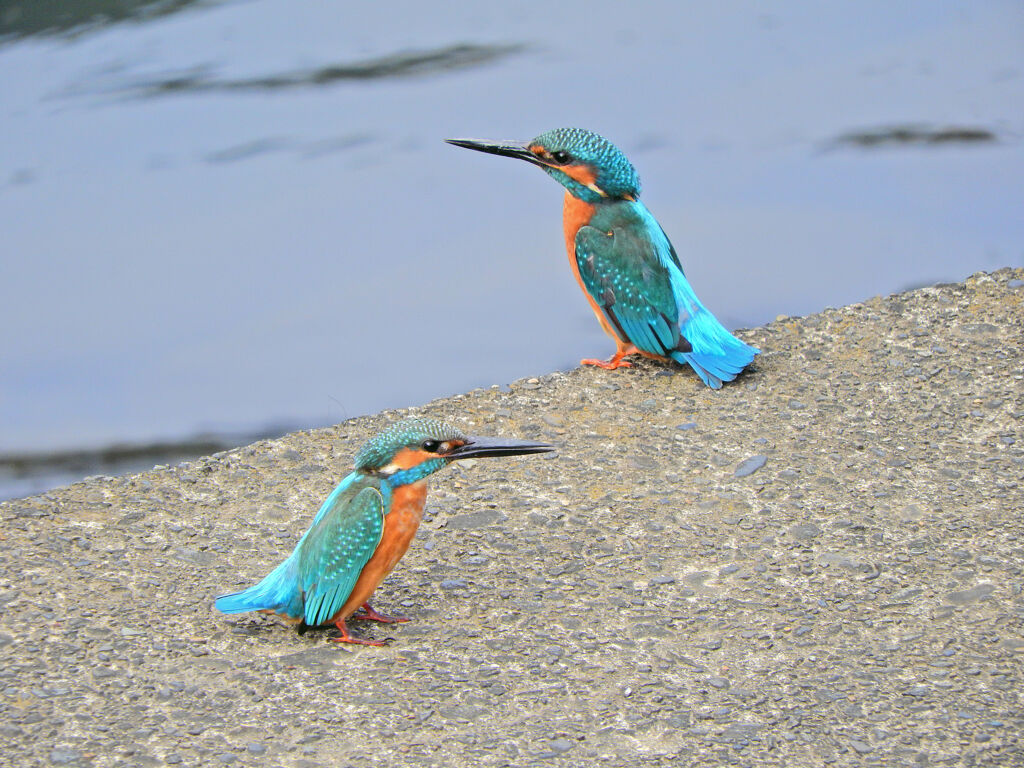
[352,602,409,624]
[330,618,387,646]
[581,346,638,370]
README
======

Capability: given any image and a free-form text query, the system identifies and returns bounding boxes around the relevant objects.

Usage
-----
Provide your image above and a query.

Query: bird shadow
[226,616,386,647]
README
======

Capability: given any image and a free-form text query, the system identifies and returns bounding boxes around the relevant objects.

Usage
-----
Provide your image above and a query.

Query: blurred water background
[2,1,1022,499]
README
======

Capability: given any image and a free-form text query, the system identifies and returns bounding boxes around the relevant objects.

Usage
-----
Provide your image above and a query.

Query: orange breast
[335,480,428,620]
[562,192,625,344]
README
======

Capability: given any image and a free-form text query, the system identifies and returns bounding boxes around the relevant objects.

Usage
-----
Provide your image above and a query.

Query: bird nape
[447,127,758,389]
[214,417,553,646]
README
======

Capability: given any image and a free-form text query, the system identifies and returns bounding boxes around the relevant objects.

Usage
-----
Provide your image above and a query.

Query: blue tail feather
[214,475,363,620]
[214,556,304,619]
[671,305,758,389]
[657,238,757,388]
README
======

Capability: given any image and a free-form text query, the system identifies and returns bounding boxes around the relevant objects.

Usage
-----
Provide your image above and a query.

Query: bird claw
[352,602,410,624]
[581,356,633,370]
[330,618,389,646]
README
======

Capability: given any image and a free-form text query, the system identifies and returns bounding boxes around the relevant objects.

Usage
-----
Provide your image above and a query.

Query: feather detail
[572,199,757,386]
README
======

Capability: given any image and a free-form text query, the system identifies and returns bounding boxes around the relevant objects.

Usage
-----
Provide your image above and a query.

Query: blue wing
[575,223,686,358]
[297,486,385,627]
[574,201,758,388]
[214,471,367,619]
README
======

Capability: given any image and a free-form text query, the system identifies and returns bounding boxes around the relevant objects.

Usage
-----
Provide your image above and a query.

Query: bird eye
[421,439,440,452]
[550,150,572,164]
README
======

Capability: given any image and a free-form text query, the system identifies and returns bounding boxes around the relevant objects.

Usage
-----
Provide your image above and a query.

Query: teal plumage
[353,418,459,474]
[447,128,758,388]
[576,199,758,387]
[531,127,641,202]
[215,417,552,645]
[212,461,390,623]
[298,487,384,628]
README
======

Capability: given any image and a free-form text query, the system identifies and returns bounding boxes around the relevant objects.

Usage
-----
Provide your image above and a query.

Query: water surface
[2,1,1022,497]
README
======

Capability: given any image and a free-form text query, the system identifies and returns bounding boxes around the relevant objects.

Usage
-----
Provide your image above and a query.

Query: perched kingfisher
[447,128,758,388]
[215,417,552,645]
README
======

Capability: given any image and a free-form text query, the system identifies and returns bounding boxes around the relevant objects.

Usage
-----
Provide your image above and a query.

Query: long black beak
[444,435,554,460]
[446,138,546,167]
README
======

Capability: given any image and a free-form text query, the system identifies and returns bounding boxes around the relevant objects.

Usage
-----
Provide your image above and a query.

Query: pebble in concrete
[0,268,1022,767]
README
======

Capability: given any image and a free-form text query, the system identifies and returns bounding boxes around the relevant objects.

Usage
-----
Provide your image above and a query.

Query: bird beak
[446,138,546,167]
[443,436,554,460]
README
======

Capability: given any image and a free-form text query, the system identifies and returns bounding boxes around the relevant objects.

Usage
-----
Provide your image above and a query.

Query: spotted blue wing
[575,224,689,357]
[297,486,385,627]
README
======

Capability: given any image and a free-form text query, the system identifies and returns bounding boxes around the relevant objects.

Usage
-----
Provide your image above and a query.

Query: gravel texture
[1,268,1022,767]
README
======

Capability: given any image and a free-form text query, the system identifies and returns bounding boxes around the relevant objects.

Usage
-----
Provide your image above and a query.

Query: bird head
[354,417,553,486]
[447,127,640,204]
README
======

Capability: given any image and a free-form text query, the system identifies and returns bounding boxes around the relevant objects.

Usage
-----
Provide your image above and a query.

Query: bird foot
[330,618,389,646]
[352,602,410,624]
[581,356,633,370]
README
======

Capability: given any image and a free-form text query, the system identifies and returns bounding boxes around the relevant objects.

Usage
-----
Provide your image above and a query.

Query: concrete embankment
[1,268,1021,767]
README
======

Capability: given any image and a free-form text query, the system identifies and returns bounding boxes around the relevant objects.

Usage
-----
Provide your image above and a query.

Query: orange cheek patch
[560,164,599,187]
[391,448,433,470]
[439,440,466,457]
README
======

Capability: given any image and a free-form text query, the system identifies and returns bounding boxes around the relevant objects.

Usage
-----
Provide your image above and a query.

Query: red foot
[581,349,636,369]
[581,345,640,369]
[330,618,388,646]
[352,602,410,624]
[581,357,632,369]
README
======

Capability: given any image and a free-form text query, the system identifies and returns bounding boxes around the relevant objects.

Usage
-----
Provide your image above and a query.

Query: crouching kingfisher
[215,417,552,645]
[447,128,758,389]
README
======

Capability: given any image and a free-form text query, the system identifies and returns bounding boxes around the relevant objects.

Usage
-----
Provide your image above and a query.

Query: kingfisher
[447,128,758,388]
[215,417,552,645]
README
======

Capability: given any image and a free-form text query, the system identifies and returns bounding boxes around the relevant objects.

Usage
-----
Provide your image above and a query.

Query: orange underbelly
[334,481,427,621]
[562,193,625,345]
